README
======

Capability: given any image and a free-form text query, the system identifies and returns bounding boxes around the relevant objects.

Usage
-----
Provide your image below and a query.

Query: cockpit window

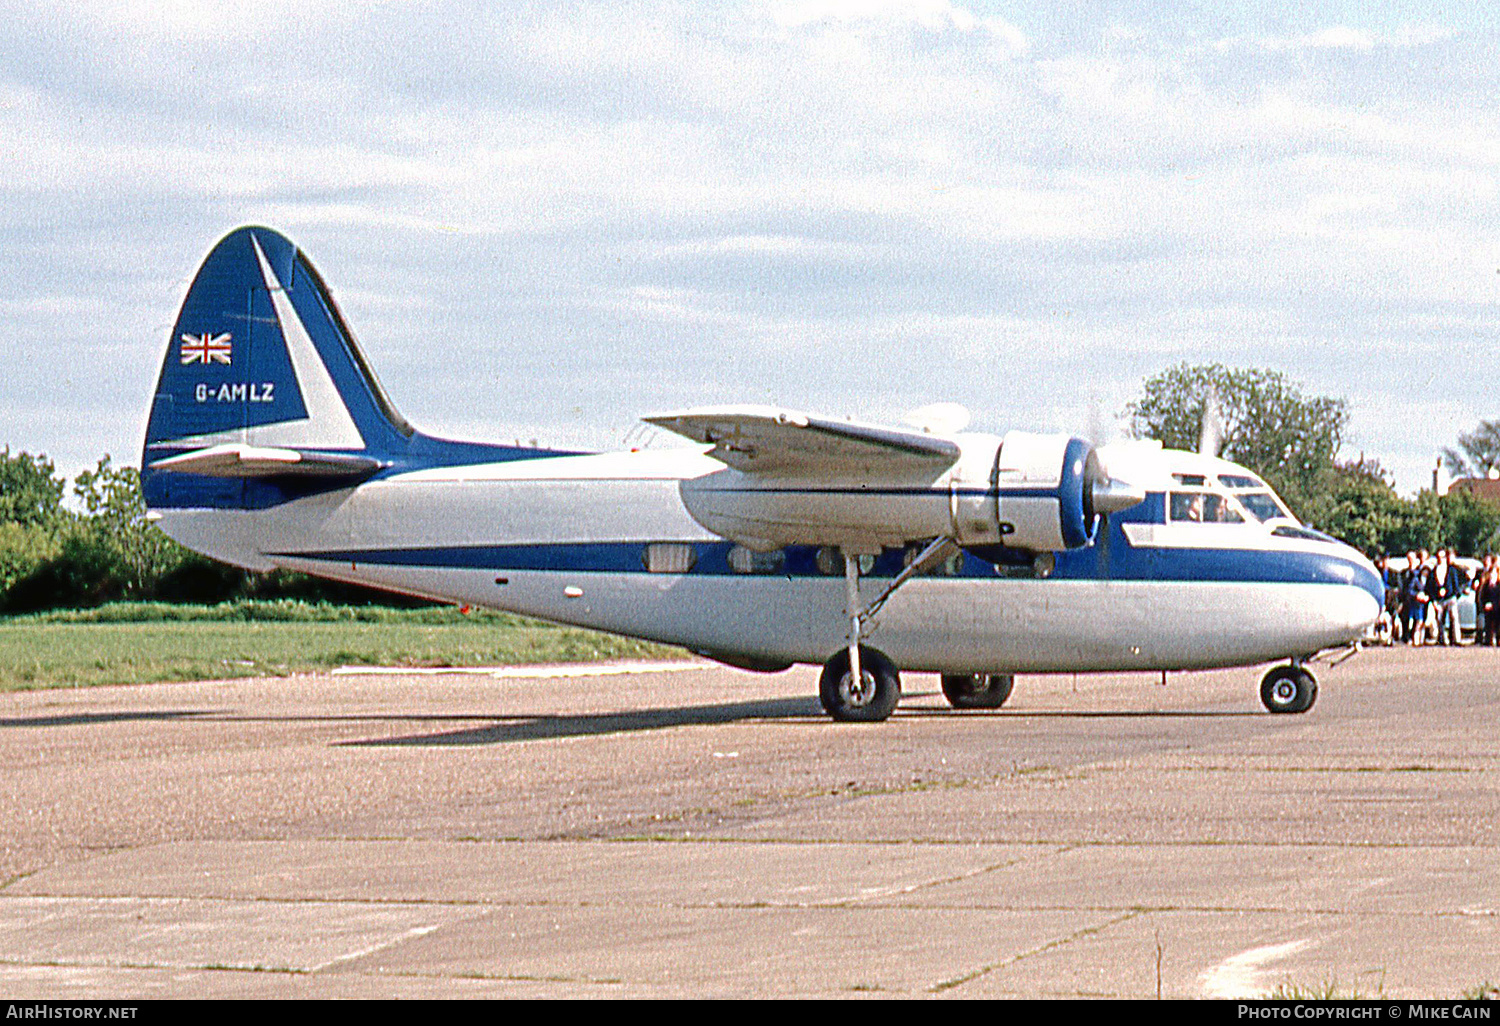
[1169,492,1244,524]
[1218,474,1263,489]
[1237,491,1292,523]
[1172,473,1207,487]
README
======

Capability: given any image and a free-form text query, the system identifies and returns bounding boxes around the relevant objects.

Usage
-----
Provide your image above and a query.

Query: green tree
[0,528,127,612]
[1437,489,1500,555]
[0,447,64,526]
[1126,363,1348,520]
[1442,419,1500,478]
[1381,490,1442,556]
[1313,460,1410,556]
[0,521,62,594]
[72,455,184,597]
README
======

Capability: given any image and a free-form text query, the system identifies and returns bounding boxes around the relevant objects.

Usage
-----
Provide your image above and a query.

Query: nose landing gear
[1260,664,1317,713]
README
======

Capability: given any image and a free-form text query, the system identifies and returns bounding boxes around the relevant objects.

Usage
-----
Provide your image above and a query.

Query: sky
[2,0,1497,497]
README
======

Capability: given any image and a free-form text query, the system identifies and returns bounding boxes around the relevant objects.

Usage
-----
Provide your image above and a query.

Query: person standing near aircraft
[1478,558,1500,646]
[1432,549,1467,646]
[1375,554,1401,645]
[1402,551,1430,645]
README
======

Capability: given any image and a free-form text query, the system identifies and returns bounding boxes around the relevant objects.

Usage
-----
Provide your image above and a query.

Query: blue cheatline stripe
[269,536,1382,598]
[690,486,1063,498]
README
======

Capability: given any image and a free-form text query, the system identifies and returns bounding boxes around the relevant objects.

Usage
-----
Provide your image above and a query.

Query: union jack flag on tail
[180,332,232,365]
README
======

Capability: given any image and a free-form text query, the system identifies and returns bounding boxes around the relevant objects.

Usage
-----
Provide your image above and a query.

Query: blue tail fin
[142,227,418,508]
[144,226,576,510]
[144,226,411,456]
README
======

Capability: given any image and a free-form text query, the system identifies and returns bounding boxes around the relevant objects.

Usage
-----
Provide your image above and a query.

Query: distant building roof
[1449,477,1500,504]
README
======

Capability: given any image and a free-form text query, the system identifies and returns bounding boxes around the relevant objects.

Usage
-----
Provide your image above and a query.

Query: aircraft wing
[149,443,386,479]
[644,405,961,474]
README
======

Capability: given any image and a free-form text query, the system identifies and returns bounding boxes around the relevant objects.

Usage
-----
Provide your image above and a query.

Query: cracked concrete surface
[0,646,1495,997]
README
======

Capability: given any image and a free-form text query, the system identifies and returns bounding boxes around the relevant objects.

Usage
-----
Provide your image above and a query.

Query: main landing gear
[940,673,1014,710]
[819,645,901,722]
[817,660,1017,720]
[819,538,1013,722]
[1260,663,1318,714]
[820,544,915,722]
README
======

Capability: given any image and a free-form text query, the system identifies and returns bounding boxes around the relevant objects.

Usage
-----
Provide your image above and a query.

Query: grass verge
[0,602,686,691]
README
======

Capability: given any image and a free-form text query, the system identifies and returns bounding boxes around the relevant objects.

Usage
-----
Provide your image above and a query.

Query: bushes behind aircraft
[0,449,430,614]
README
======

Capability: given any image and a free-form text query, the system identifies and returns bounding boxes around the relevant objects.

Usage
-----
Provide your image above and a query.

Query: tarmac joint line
[928,910,1144,994]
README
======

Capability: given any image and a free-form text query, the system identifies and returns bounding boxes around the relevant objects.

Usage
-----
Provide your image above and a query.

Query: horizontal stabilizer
[150,443,386,479]
[645,405,961,474]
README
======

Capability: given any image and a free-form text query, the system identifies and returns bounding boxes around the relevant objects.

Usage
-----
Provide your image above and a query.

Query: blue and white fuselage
[143,227,1381,721]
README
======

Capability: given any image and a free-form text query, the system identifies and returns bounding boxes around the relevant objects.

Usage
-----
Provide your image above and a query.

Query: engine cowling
[988,431,1097,552]
[678,430,1134,555]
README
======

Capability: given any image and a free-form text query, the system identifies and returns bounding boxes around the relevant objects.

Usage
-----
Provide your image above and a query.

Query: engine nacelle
[678,430,1102,554]
[989,431,1097,552]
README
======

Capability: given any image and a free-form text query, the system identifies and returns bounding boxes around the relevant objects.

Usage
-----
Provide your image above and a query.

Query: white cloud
[0,2,1494,496]
[766,0,977,32]
[1269,26,1376,50]
[1214,23,1457,53]
[762,0,1027,51]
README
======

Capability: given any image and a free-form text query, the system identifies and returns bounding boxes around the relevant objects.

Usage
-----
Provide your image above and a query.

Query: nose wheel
[1260,665,1317,713]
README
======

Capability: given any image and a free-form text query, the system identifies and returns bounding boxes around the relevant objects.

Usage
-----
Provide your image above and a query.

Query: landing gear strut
[819,540,956,722]
[1260,664,1318,714]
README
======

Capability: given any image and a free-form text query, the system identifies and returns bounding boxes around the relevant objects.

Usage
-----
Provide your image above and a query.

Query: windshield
[1236,491,1293,523]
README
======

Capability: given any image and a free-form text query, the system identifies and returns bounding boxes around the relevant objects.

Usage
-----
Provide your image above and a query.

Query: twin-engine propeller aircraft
[142,227,1383,722]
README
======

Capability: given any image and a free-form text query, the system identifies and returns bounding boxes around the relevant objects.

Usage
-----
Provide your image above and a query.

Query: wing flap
[149,443,386,479]
[645,405,961,474]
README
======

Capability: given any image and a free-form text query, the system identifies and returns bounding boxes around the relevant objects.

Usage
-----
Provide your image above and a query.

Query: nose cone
[1349,553,1385,609]
[1331,543,1384,637]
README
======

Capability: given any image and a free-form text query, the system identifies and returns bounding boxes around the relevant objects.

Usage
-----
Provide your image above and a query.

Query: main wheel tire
[819,646,901,722]
[941,673,1014,709]
[1260,666,1317,714]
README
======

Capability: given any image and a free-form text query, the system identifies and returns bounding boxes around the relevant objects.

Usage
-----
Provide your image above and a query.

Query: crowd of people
[1374,549,1500,646]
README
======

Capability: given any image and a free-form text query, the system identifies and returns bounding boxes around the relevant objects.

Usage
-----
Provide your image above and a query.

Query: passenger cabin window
[1218,474,1263,489]
[1168,492,1243,524]
[728,545,787,575]
[643,542,697,573]
[991,552,1054,579]
[902,542,963,577]
[816,547,874,575]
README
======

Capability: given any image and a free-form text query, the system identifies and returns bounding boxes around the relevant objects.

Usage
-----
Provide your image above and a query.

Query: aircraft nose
[1356,561,1374,609]
[1334,545,1384,633]
[1347,553,1384,608]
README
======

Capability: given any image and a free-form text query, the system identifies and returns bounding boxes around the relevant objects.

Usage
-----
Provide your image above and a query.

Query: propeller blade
[1199,384,1223,457]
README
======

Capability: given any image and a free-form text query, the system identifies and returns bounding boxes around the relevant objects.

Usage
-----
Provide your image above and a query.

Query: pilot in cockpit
[1170,492,1242,524]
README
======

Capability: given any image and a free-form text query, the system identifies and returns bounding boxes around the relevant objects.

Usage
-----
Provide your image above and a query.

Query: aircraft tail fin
[143,226,580,510]
[142,226,415,507]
